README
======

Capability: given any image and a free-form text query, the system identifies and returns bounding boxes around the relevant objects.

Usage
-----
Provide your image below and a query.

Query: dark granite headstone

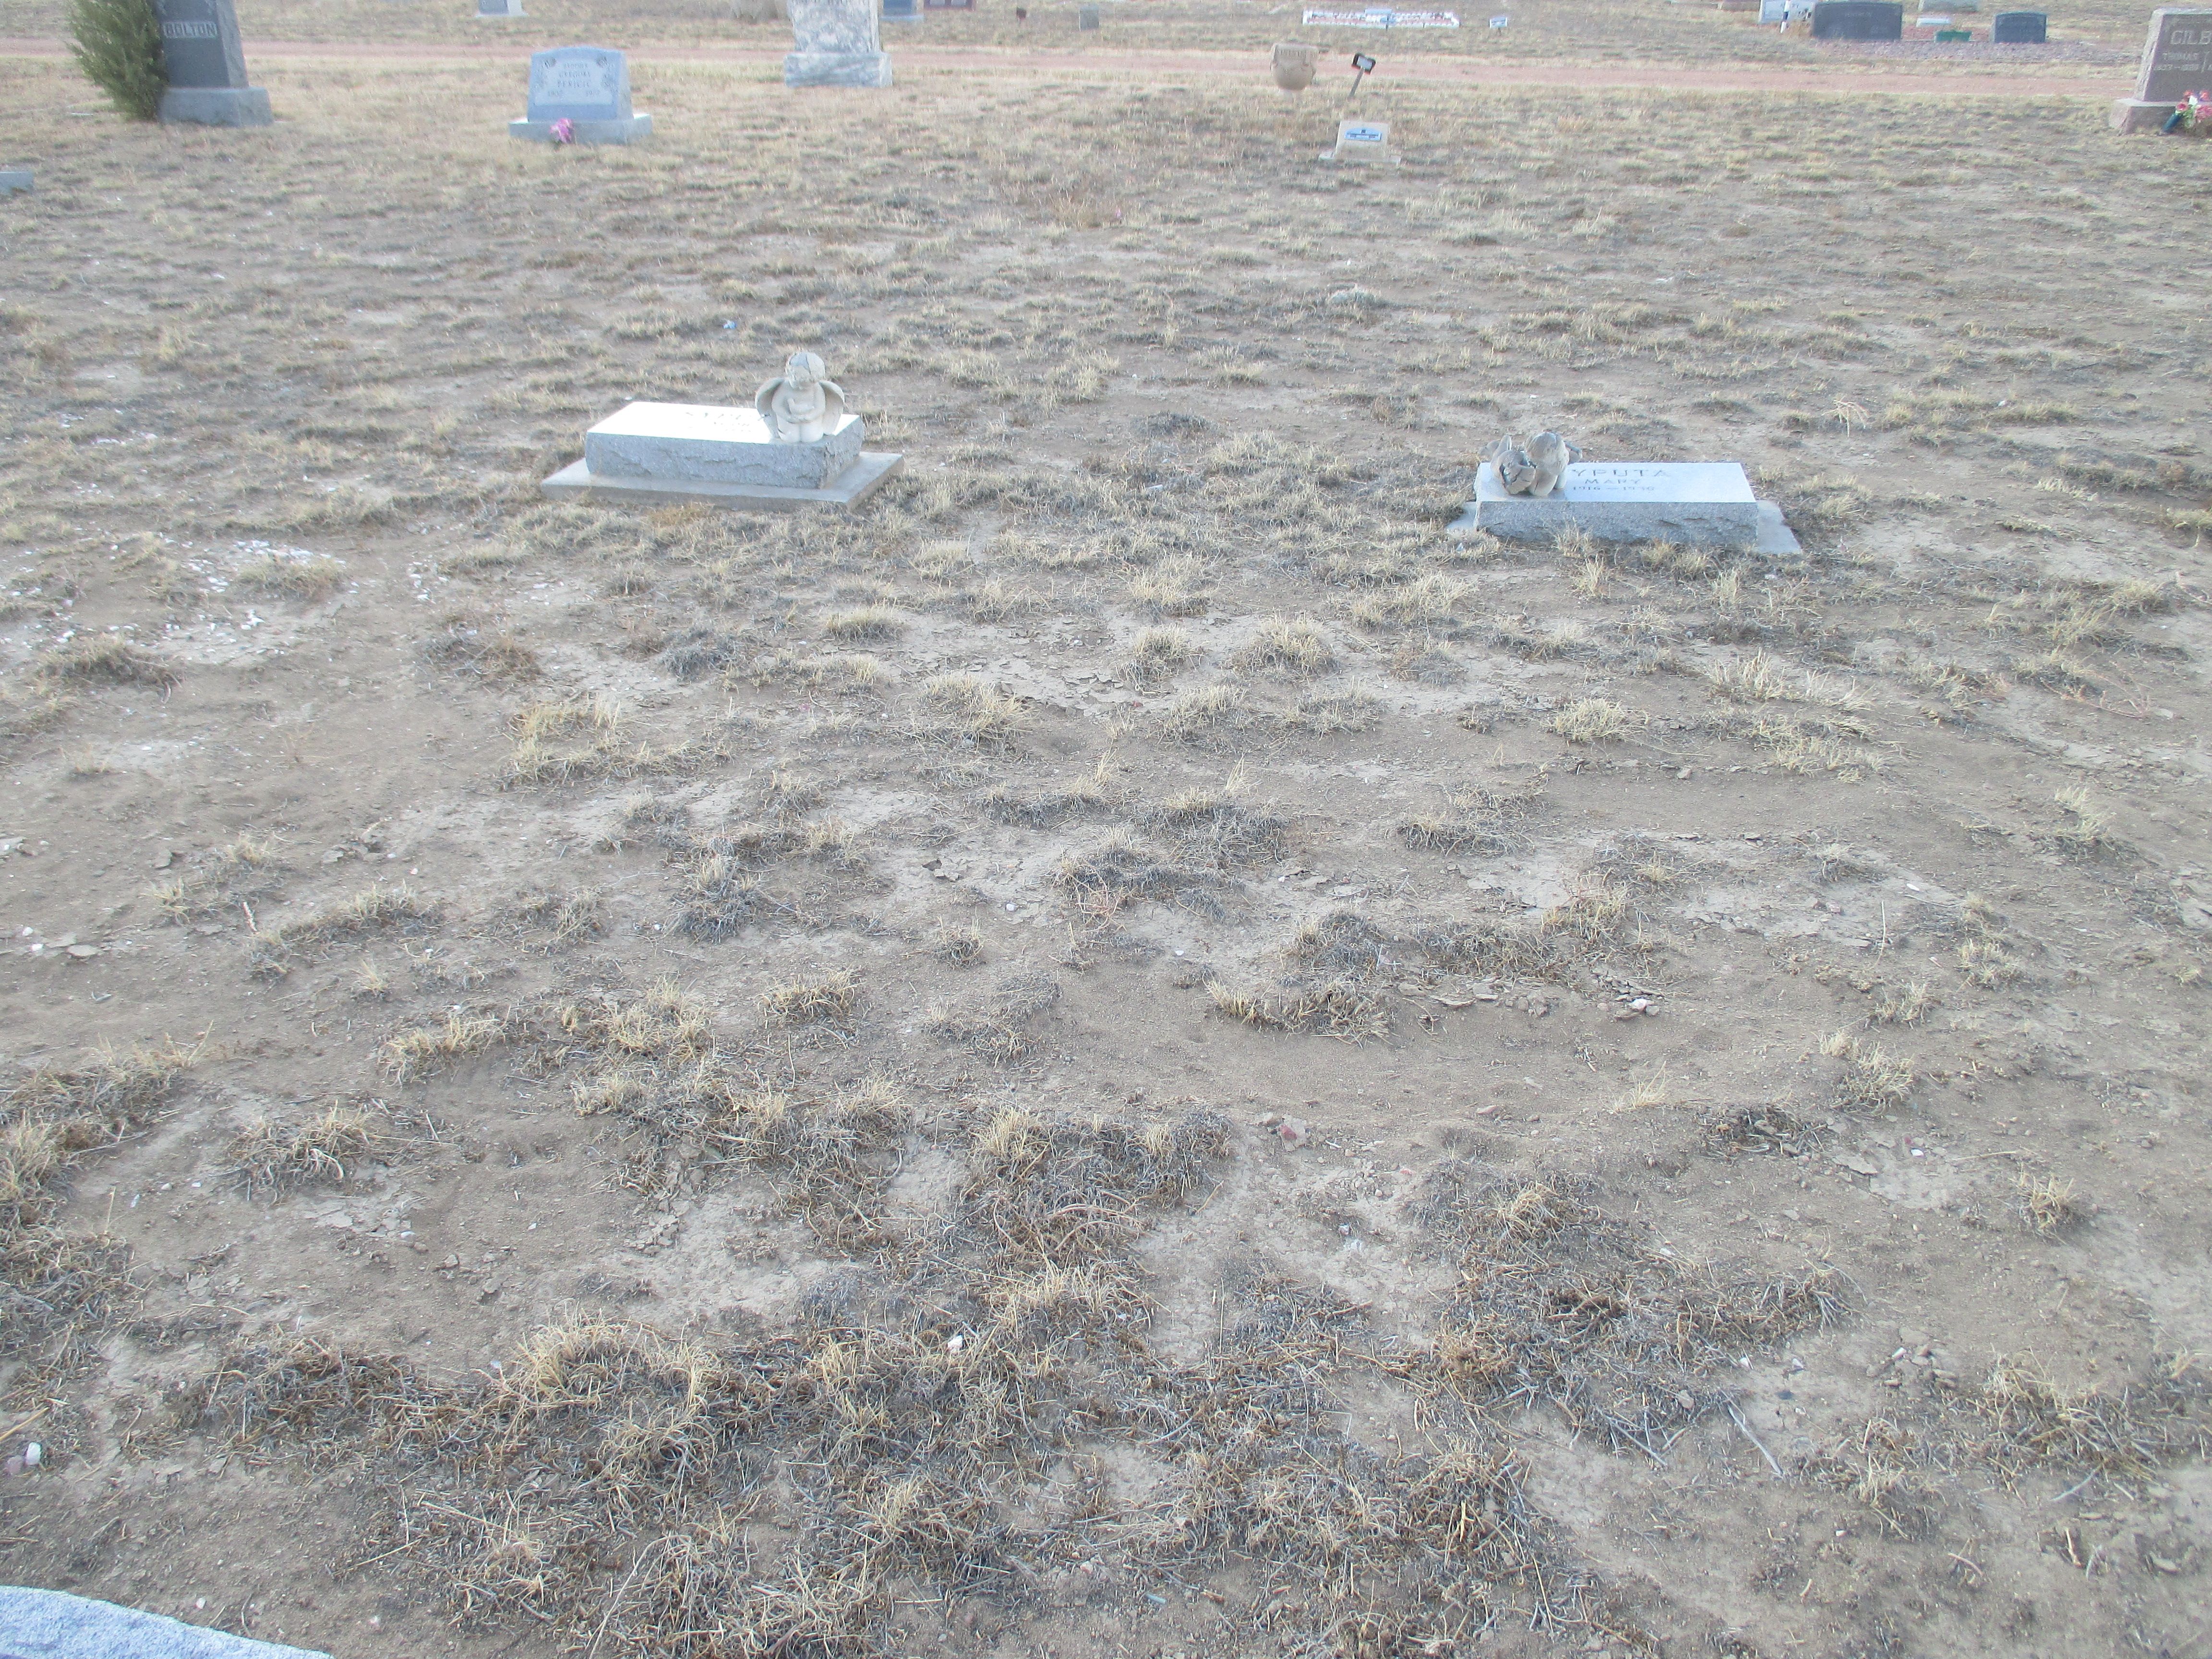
[882,0,919,16]
[1811,0,1904,36]
[1990,9,2044,39]
[155,0,247,88]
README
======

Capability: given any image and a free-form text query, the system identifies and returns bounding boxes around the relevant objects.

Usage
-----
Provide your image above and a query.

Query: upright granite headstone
[1810,0,1903,36]
[477,0,527,18]
[787,0,893,86]
[1078,3,1102,26]
[1990,8,2045,39]
[883,0,921,17]
[153,0,272,127]
[2113,8,2212,130]
[510,47,653,144]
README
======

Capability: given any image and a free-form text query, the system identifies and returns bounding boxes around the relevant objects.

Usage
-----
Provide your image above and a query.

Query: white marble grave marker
[1451,461,1797,551]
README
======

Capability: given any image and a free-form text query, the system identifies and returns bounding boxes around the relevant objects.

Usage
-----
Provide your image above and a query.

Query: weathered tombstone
[1078,2,1101,25]
[1810,0,1903,36]
[153,0,272,127]
[2113,8,2212,130]
[543,351,904,512]
[509,47,653,144]
[787,0,894,85]
[882,0,921,17]
[922,0,974,8]
[1449,459,1798,552]
[1272,39,1320,87]
[735,0,790,19]
[1331,117,1395,163]
[1990,8,2045,39]
[0,169,31,195]
[476,0,526,18]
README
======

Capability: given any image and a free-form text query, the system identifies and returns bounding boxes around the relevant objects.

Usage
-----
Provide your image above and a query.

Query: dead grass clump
[1232,614,1334,676]
[255,885,440,973]
[514,886,604,950]
[2045,785,2124,858]
[700,1077,910,1239]
[1707,649,1867,711]
[383,1009,509,1082]
[1399,782,1542,855]
[1129,553,1211,617]
[1389,637,1465,685]
[979,778,1105,826]
[675,824,823,938]
[1278,688,1382,734]
[1156,683,1255,744]
[2015,1172,2087,1235]
[1055,835,1226,916]
[822,605,906,640]
[424,615,541,683]
[2,1040,197,1147]
[231,1106,381,1195]
[1126,626,1196,684]
[653,625,740,681]
[1548,697,1635,744]
[928,972,1062,1063]
[761,969,860,1034]
[37,636,178,689]
[232,551,345,601]
[1820,1032,1915,1111]
[1705,1102,1825,1157]
[505,695,628,786]
[1402,1160,1847,1453]
[1961,1359,2210,1479]
[1351,573,1470,629]
[1142,781,1286,868]
[1207,979,1392,1042]
[917,673,1023,748]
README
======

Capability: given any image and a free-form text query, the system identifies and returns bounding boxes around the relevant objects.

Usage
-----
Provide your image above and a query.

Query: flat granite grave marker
[510,47,652,144]
[1810,0,1903,36]
[1448,460,1799,553]
[0,169,30,195]
[153,0,273,127]
[1331,118,1395,163]
[543,351,903,511]
[1990,8,2045,39]
[788,0,894,86]
[2113,8,2212,130]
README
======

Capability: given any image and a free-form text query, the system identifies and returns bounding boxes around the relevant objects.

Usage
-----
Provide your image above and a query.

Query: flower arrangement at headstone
[2171,88,2212,132]
[551,117,575,143]
[66,0,166,121]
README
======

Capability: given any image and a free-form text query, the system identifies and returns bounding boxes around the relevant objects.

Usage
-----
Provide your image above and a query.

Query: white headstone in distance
[1452,461,1798,552]
[787,0,894,86]
[509,47,653,144]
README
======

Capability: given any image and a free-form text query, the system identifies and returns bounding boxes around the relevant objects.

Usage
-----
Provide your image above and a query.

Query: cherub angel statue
[755,351,848,443]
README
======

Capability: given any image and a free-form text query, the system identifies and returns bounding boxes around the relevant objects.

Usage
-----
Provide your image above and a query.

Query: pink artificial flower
[551,117,575,144]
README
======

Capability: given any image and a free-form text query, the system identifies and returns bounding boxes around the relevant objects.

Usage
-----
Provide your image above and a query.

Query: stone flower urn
[1272,41,1319,92]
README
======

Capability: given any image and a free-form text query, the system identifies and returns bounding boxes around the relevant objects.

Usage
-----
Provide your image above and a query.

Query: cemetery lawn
[3,27,2212,1659]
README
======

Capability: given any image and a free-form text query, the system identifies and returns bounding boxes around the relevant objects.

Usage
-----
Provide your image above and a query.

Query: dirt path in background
[0,36,2129,95]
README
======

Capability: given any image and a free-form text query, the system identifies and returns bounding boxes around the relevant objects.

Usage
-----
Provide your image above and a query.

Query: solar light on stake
[1348,52,1376,97]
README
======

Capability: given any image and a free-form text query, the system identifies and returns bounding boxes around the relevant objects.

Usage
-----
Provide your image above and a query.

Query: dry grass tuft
[384,1009,509,1081]
[1820,1032,1915,1110]
[1548,697,1634,744]
[761,969,861,1034]
[2016,1172,2087,1234]
[38,636,178,689]
[1399,782,1542,856]
[232,551,346,601]
[231,1106,382,1195]
[1232,614,1334,676]
[917,673,1023,748]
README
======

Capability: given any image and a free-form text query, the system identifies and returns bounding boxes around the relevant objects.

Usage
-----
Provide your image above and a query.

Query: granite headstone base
[1447,462,1800,553]
[584,402,864,488]
[2111,97,2182,130]
[541,453,904,511]
[159,86,272,126]
[784,50,895,85]
[510,114,654,142]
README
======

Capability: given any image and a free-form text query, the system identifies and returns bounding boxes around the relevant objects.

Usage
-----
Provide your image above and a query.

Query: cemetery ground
[3,25,2212,1659]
